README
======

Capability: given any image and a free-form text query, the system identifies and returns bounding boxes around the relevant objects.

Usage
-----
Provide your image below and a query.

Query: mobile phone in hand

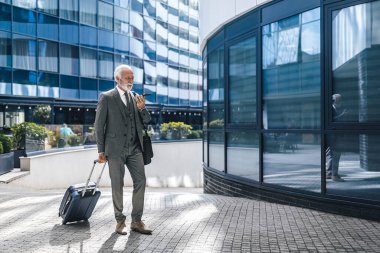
[142,93,151,97]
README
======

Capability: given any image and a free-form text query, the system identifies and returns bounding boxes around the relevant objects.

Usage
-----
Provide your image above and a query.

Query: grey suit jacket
[94,88,151,158]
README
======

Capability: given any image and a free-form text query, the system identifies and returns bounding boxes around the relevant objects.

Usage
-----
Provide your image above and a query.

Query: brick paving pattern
[0,186,379,252]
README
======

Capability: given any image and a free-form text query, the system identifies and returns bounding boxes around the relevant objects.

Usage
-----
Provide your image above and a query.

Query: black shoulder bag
[142,126,154,165]
[133,92,154,165]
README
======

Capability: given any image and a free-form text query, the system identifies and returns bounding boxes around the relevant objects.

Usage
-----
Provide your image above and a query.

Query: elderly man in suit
[95,64,152,235]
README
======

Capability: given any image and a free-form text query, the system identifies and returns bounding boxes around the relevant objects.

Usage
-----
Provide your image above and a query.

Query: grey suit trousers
[108,148,146,224]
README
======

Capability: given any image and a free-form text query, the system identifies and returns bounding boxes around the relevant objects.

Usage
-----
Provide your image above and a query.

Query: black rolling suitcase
[59,160,107,225]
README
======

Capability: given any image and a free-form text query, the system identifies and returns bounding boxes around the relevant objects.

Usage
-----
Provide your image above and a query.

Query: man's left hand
[136,95,146,110]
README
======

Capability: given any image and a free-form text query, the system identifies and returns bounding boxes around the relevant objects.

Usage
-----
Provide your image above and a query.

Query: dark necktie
[125,92,131,106]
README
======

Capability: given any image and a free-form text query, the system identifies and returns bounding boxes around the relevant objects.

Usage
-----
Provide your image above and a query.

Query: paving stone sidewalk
[0,185,379,253]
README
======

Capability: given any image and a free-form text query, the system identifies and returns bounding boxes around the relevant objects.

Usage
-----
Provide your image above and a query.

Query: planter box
[0,152,14,175]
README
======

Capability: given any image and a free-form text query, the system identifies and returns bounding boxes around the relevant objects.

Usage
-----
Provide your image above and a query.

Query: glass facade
[0,0,201,127]
[203,0,380,213]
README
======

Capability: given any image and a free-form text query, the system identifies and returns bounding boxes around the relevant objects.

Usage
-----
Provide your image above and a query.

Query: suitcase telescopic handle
[82,159,107,197]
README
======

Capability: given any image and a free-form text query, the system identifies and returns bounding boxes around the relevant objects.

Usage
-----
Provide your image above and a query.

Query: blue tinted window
[143,16,155,41]
[13,6,36,36]
[38,40,58,72]
[13,35,36,70]
[168,6,178,26]
[0,3,11,31]
[157,85,168,104]
[168,24,178,48]
[130,11,143,39]
[179,28,188,51]
[114,34,129,54]
[131,0,142,13]
[262,8,320,130]
[157,62,167,86]
[156,43,168,62]
[156,2,167,22]
[114,6,129,34]
[156,20,168,44]
[144,60,156,85]
[0,31,11,67]
[80,77,97,99]
[98,51,113,80]
[130,37,143,58]
[80,0,96,26]
[332,3,380,123]
[179,50,189,67]
[227,132,259,181]
[37,0,58,16]
[144,41,156,61]
[60,44,79,75]
[80,47,97,78]
[115,0,129,9]
[80,25,97,49]
[13,69,37,96]
[130,57,143,84]
[179,68,189,106]
[168,47,179,65]
[13,0,36,9]
[37,13,58,40]
[143,85,156,103]
[98,1,113,30]
[0,67,11,95]
[115,54,129,67]
[143,0,156,17]
[326,133,380,202]
[60,19,78,44]
[60,75,79,98]
[98,29,114,52]
[37,72,59,97]
[208,47,224,128]
[99,79,114,92]
[264,133,321,192]
[60,0,79,22]
[168,66,179,105]
[228,36,256,124]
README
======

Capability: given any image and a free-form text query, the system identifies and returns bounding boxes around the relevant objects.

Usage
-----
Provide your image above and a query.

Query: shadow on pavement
[49,221,91,247]
[98,231,147,253]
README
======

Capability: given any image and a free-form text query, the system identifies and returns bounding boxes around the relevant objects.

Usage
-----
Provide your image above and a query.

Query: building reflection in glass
[264,133,321,192]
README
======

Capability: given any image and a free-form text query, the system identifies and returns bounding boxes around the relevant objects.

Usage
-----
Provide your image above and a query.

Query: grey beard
[119,83,133,91]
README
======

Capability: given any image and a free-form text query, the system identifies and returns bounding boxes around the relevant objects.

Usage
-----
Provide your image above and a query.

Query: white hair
[114,64,133,82]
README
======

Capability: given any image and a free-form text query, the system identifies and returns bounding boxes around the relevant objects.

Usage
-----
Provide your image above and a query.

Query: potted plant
[159,122,192,140]
[11,122,49,167]
[0,134,14,175]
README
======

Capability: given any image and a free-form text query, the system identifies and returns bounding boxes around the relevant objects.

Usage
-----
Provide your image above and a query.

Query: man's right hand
[98,153,107,163]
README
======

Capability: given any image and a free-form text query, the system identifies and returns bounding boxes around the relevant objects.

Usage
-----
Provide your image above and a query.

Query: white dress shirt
[116,85,132,106]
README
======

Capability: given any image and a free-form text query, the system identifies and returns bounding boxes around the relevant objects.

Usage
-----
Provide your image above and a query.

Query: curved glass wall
[203,0,380,211]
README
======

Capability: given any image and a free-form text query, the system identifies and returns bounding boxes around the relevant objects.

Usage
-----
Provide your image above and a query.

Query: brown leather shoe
[130,221,152,234]
[115,222,127,235]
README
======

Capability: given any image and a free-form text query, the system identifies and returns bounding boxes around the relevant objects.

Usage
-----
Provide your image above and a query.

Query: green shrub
[0,134,13,153]
[11,122,49,149]
[47,130,59,148]
[187,130,203,139]
[160,122,192,140]
[0,142,3,154]
[67,135,81,146]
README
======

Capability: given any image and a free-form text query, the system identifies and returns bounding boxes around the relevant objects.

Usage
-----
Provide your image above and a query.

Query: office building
[0,0,202,129]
